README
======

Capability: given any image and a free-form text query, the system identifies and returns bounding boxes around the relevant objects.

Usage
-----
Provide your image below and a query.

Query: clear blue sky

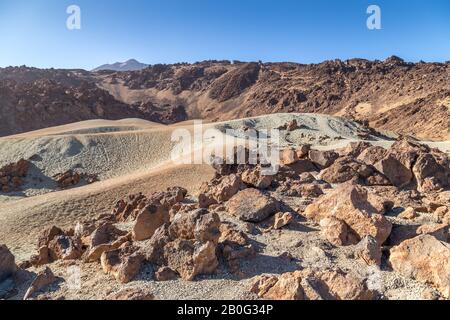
[0,0,449,70]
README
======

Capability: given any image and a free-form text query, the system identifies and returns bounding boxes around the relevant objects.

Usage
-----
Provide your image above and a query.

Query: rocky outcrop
[131,187,187,241]
[319,156,390,185]
[0,245,16,283]
[24,267,57,300]
[0,159,29,193]
[389,235,450,298]
[250,268,374,300]
[227,188,278,222]
[304,183,392,245]
[308,150,339,168]
[101,243,144,283]
[53,170,98,189]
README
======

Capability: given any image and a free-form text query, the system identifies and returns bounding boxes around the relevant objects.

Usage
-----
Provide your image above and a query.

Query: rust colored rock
[354,235,382,266]
[241,166,274,189]
[251,268,374,300]
[86,223,128,261]
[155,266,178,281]
[107,288,155,300]
[309,149,339,168]
[23,267,57,300]
[304,183,392,245]
[101,243,144,284]
[48,235,83,261]
[319,217,356,246]
[132,202,170,241]
[389,235,450,299]
[163,239,218,281]
[374,155,413,188]
[273,212,295,230]
[227,188,278,222]
[0,245,16,282]
[37,226,65,248]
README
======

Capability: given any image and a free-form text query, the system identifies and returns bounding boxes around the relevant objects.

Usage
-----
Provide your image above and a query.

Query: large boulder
[309,150,339,168]
[23,267,57,300]
[357,146,388,166]
[199,174,243,208]
[163,239,218,281]
[319,156,389,185]
[241,166,274,189]
[227,188,278,222]
[374,155,413,188]
[48,235,83,261]
[169,209,220,243]
[0,245,16,282]
[338,142,371,158]
[250,268,374,300]
[86,223,128,261]
[101,243,144,284]
[145,208,222,281]
[132,201,170,241]
[413,153,449,192]
[304,183,392,245]
[389,235,450,298]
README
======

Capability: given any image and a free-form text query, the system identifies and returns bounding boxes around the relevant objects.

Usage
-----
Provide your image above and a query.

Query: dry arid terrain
[0,62,449,301]
[1,57,449,139]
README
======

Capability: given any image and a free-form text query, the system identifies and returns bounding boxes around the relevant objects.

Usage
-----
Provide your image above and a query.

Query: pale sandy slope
[1,113,449,261]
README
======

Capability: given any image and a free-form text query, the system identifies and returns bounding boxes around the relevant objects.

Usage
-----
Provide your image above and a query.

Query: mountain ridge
[92,59,148,72]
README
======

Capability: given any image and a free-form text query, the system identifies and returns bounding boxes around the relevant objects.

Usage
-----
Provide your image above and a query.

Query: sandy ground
[1,113,449,300]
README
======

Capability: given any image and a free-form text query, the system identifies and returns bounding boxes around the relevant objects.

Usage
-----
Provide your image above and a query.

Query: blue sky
[0,0,449,70]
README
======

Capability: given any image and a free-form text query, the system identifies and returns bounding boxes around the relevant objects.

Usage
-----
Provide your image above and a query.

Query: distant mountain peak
[92,59,148,72]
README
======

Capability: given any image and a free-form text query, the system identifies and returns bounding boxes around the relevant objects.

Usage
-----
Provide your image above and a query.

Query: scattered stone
[357,146,388,166]
[163,239,218,281]
[273,212,294,230]
[0,159,30,193]
[374,155,413,188]
[398,207,419,220]
[107,288,155,300]
[416,224,449,242]
[338,142,371,158]
[295,145,311,159]
[155,266,178,281]
[199,174,243,208]
[354,236,382,266]
[48,235,83,261]
[37,226,65,248]
[433,206,449,225]
[280,148,298,165]
[413,153,449,192]
[24,267,57,300]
